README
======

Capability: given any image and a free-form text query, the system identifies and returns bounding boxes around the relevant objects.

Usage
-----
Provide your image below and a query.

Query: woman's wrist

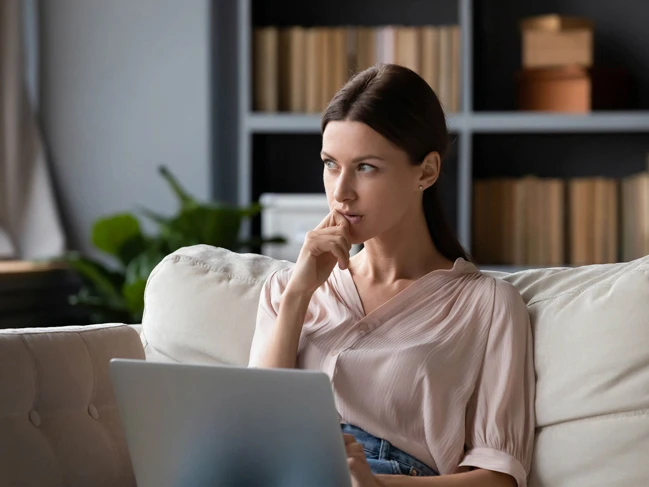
[279,287,313,318]
[283,284,315,301]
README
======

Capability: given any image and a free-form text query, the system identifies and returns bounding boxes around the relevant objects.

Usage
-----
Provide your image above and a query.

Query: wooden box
[517,65,630,113]
[521,15,593,68]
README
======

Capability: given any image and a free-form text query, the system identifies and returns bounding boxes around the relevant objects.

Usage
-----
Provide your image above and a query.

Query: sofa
[1,244,648,487]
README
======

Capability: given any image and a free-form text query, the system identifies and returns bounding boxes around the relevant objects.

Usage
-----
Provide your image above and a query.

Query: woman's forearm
[376,469,517,487]
[252,290,312,369]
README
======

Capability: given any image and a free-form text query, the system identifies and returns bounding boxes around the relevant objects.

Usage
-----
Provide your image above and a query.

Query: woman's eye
[323,160,336,169]
[358,163,375,172]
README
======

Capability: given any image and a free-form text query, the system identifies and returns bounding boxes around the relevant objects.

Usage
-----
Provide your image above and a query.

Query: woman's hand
[286,209,352,296]
[344,433,384,487]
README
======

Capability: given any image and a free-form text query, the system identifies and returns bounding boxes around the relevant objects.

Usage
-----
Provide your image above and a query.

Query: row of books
[252,25,461,114]
[472,174,649,267]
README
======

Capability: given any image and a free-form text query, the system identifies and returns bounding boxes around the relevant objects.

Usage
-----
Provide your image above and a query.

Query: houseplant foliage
[64,165,283,323]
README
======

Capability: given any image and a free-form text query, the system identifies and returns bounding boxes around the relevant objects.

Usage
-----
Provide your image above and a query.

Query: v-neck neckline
[335,257,470,322]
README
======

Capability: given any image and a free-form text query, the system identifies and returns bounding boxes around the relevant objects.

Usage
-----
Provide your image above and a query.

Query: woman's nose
[333,172,355,202]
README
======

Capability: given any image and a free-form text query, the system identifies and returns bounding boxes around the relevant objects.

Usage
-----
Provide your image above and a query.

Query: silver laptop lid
[109,359,352,487]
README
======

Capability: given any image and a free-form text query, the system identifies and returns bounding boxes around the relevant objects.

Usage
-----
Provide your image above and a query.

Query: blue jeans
[341,423,439,477]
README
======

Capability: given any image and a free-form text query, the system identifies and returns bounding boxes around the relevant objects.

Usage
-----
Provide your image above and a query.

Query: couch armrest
[0,323,144,487]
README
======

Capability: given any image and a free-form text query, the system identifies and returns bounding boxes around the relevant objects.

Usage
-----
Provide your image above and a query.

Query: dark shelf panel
[252,133,324,197]
[252,0,458,27]
[472,133,649,179]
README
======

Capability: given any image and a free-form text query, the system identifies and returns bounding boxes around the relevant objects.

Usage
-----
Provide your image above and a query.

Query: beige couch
[1,245,648,487]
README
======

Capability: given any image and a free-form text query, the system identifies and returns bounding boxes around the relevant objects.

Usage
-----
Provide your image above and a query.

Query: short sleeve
[459,280,536,487]
[247,268,290,367]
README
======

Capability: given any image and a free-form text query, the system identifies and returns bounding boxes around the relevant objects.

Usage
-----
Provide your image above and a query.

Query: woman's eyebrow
[320,151,385,163]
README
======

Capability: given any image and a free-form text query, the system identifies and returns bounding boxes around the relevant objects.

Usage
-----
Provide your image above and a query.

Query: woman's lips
[343,214,363,225]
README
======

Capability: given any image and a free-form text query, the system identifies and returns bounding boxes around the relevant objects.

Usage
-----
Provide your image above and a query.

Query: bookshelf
[212,0,649,269]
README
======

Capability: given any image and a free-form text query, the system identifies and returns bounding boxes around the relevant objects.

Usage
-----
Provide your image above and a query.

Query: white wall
[40,0,211,256]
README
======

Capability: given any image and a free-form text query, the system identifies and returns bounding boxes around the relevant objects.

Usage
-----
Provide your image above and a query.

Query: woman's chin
[349,230,369,246]
[348,219,379,245]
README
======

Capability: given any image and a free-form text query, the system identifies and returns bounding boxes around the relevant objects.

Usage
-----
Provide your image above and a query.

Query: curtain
[0,0,65,260]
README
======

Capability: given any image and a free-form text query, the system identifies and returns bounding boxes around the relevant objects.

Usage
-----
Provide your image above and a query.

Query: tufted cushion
[483,255,649,487]
[141,245,292,366]
[0,323,144,487]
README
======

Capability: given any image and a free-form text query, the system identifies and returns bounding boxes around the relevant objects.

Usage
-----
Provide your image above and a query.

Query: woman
[248,63,535,487]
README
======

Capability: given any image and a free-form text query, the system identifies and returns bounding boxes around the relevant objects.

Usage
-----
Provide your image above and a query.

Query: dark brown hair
[321,63,471,263]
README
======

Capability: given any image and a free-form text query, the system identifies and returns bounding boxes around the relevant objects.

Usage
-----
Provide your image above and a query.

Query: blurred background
[1,0,648,328]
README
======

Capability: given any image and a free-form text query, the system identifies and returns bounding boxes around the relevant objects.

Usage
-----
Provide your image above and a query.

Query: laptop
[109,358,352,487]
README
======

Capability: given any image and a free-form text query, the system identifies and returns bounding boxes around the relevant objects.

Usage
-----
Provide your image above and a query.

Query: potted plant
[64,165,284,324]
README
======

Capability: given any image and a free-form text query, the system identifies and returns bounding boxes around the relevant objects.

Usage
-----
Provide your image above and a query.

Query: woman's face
[321,120,430,245]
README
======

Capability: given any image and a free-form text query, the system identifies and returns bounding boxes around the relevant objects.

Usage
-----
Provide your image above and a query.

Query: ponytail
[422,185,471,262]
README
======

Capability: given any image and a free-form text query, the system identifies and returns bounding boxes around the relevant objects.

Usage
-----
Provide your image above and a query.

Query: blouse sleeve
[459,279,536,487]
[247,268,289,368]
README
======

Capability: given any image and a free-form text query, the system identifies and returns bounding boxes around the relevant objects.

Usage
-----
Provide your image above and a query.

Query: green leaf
[122,279,147,321]
[92,213,144,263]
[125,249,165,284]
[238,202,262,218]
[198,206,242,249]
[140,206,171,225]
[159,165,196,209]
[122,249,166,318]
[63,252,125,302]
[117,234,150,264]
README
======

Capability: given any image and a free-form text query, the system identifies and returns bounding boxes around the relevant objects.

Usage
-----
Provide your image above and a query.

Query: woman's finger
[310,226,352,250]
[327,241,350,270]
[331,210,351,230]
[314,236,350,266]
[315,208,350,231]
[346,443,365,455]
[303,233,350,269]
[343,433,357,445]
[332,211,353,247]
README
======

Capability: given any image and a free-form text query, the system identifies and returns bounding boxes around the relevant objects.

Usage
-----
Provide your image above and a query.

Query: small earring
[419,185,423,190]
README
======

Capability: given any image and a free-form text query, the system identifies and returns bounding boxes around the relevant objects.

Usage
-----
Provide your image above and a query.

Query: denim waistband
[340,423,438,476]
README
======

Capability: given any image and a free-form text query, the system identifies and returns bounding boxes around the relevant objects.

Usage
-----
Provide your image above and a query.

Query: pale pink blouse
[248,258,535,487]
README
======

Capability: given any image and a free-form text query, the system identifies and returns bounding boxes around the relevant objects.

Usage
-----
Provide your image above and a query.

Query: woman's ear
[418,151,441,190]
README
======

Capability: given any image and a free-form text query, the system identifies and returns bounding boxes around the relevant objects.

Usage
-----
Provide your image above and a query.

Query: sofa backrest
[141,245,292,366]
[482,259,649,486]
[0,324,144,487]
[142,245,649,487]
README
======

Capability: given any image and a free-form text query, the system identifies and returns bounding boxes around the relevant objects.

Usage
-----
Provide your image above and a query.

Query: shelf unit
[222,0,649,262]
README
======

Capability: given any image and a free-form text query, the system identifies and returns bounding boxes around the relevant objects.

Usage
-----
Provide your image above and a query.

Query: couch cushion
[141,245,292,366]
[483,255,649,487]
[0,323,144,487]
